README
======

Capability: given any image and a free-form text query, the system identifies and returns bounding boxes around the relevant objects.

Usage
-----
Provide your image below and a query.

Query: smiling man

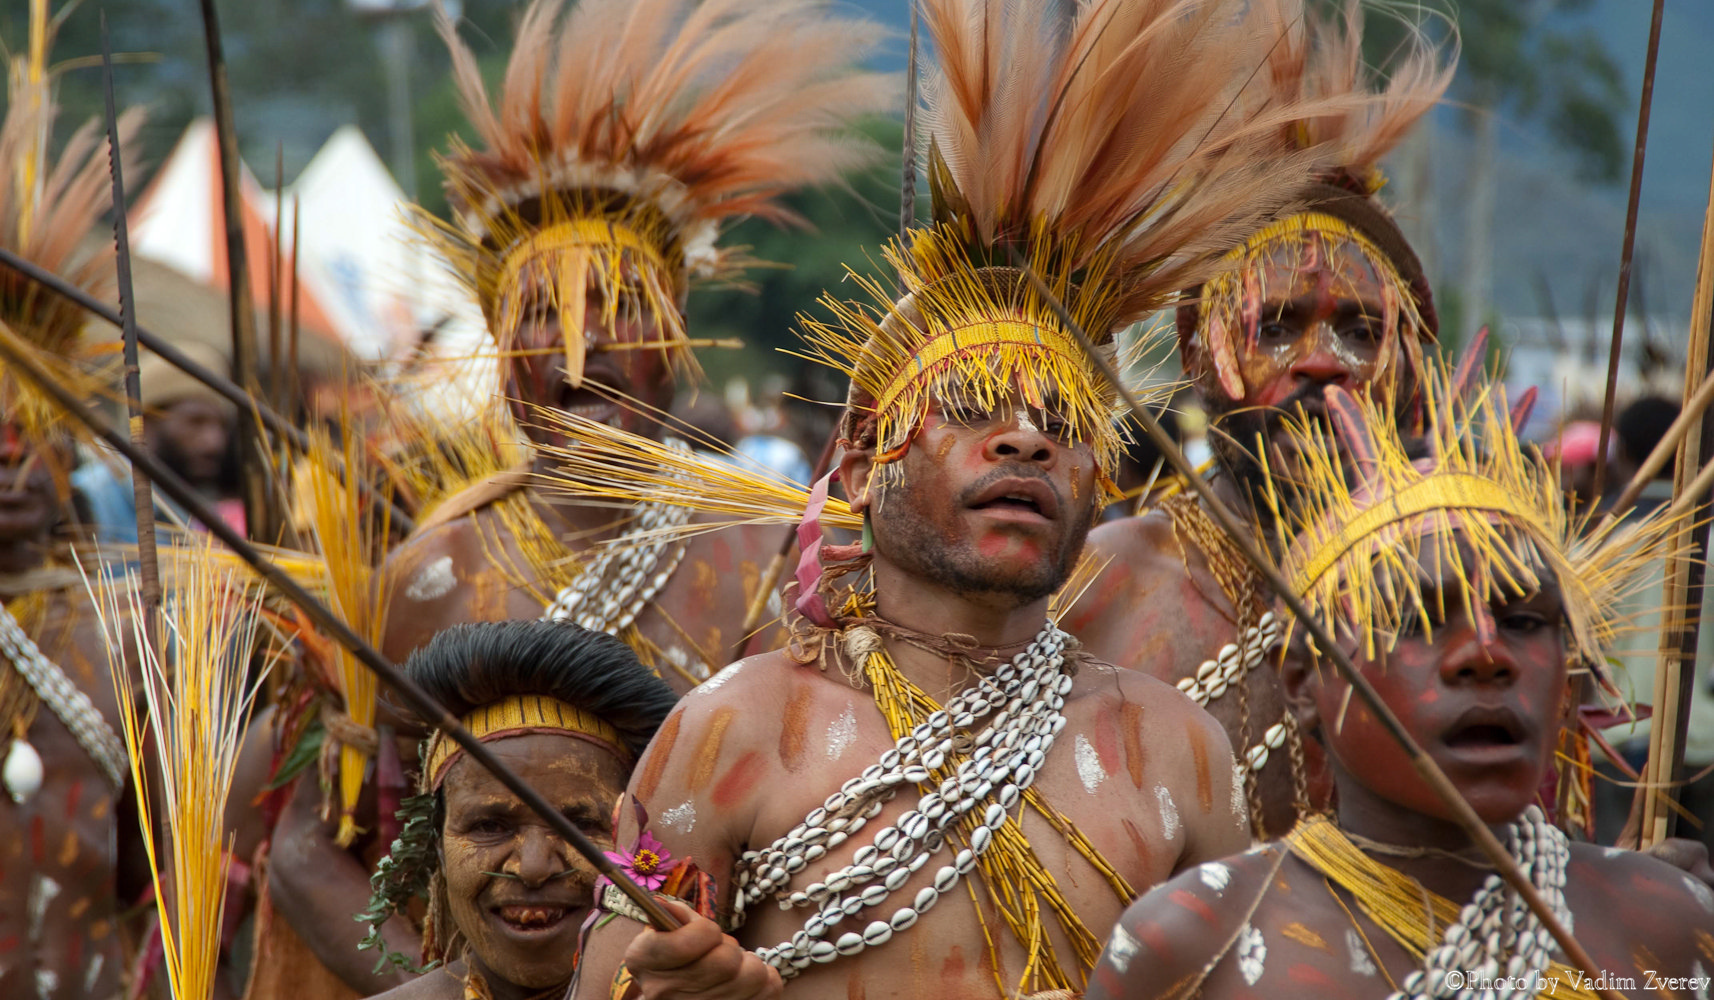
[556,1,1352,996]
[1086,368,1714,1000]
[1062,1,1454,837]
[358,620,677,1000]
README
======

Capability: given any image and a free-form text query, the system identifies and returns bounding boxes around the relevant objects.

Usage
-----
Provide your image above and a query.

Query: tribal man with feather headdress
[548,0,1375,996]
[258,0,894,995]
[1063,0,1456,840]
[0,4,149,998]
[1088,359,1714,1000]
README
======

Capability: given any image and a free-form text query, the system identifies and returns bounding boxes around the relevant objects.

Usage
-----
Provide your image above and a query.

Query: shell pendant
[4,738,42,804]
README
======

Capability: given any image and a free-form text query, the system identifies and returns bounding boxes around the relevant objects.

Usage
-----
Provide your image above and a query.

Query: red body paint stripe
[1169,889,1217,925]
[712,751,766,809]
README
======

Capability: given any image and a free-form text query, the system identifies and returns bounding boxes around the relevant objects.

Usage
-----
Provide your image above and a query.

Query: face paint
[1313,535,1569,825]
[439,733,627,991]
[869,389,1098,606]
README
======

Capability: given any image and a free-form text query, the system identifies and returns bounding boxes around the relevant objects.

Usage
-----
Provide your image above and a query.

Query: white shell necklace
[1391,805,1570,1000]
[540,437,693,632]
[0,597,127,798]
[734,620,1071,978]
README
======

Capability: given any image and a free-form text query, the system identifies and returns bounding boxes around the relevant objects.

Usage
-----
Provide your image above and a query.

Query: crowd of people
[3,0,1714,998]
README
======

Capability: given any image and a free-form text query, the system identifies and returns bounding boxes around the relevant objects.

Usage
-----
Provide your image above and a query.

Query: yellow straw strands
[295,428,396,846]
[531,407,862,539]
[84,546,276,1000]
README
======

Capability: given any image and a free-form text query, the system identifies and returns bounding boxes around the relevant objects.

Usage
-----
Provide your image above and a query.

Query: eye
[464,816,511,837]
[1258,320,1295,342]
[1342,317,1383,344]
[1498,609,1551,635]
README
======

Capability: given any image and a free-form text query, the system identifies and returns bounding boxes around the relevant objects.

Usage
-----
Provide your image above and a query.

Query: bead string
[0,593,126,788]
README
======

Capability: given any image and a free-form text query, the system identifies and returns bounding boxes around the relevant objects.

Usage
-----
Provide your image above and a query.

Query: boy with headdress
[1063,0,1455,838]
[357,620,676,1000]
[259,2,894,993]
[548,0,1372,995]
[0,4,147,996]
[1088,361,1714,1000]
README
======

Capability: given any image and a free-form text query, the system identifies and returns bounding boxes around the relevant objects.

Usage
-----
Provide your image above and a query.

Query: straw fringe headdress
[420,0,894,388]
[1185,0,1455,402]
[0,1,140,458]
[801,0,1371,493]
[1263,356,1681,669]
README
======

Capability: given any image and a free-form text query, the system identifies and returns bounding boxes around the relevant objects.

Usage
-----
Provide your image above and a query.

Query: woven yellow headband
[496,217,673,301]
[424,694,630,790]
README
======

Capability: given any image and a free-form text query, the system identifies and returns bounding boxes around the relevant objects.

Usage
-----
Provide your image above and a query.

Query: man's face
[1305,534,1568,825]
[440,732,626,990]
[0,420,62,545]
[148,398,232,489]
[1197,232,1399,476]
[504,275,675,449]
[860,388,1101,607]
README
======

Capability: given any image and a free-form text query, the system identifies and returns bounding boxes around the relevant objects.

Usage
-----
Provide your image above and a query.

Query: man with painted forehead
[563,1,1356,996]
[1063,0,1454,839]
[1087,363,1714,1000]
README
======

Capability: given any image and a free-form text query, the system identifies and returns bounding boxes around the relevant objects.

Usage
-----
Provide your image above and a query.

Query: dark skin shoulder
[364,963,465,1000]
[1065,507,1307,836]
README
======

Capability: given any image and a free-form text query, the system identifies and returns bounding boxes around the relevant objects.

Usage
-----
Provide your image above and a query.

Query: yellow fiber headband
[497,217,672,300]
[424,694,630,789]
[1287,473,1539,596]
[874,318,1083,417]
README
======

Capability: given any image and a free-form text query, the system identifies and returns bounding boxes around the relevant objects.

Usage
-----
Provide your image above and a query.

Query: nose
[507,827,570,889]
[983,412,1057,467]
[1436,607,1517,689]
[1289,323,1355,389]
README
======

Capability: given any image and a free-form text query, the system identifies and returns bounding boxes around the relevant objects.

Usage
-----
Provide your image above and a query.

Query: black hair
[401,619,677,758]
[1615,395,1679,480]
[360,620,677,975]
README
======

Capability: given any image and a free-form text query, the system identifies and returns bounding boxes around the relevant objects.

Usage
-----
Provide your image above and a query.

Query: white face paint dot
[1074,734,1105,794]
[694,662,744,695]
[1236,923,1266,985]
[1155,785,1180,842]
[660,801,697,834]
[826,704,858,760]
[405,555,456,602]
[1198,862,1231,894]
[1346,928,1376,976]
[1104,924,1140,975]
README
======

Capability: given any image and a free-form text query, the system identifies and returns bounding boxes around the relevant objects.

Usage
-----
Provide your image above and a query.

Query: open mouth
[493,904,572,934]
[966,478,1058,523]
[1441,707,1528,757]
[555,380,621,424]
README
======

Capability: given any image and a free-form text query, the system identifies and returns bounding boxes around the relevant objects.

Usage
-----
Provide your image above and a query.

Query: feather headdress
[421,0,893,387]
[0,1,140,453]
[1187,0,1456,401]
[1263,356,1681,669]
[802,0,1361,493]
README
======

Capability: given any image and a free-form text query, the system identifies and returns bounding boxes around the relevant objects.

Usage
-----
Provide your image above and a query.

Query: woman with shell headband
[549,0,1386,996]
[1088,361,1714,1000]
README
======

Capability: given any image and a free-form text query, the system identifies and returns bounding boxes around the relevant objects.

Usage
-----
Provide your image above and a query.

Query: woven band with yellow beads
[495,217,673,301]
[424,694,630,789]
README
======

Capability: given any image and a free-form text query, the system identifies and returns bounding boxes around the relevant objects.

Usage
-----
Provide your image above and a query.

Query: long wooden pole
[197,0,268,540]
[0,324,679,932]
[99,19,161,643]
[1010,250,1618,997]
[1593,0,1667,497]
[1639,139,1714,847]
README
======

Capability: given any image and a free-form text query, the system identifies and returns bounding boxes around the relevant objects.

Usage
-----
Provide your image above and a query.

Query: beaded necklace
[1287,810,1595,1000]
[734,621,1131,995]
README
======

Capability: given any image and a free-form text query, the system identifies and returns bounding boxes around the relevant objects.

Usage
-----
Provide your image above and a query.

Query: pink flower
[604,830,675,891]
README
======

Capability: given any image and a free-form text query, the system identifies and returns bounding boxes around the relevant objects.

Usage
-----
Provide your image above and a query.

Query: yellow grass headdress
[802,0,1355,493]
[421,0,893,387]
[1185,0,1455,401]
[1263,355,1679,668]
[0,2,140,455]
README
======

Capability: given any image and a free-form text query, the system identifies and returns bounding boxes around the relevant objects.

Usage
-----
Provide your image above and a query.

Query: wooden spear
[1593,0,1667,497]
